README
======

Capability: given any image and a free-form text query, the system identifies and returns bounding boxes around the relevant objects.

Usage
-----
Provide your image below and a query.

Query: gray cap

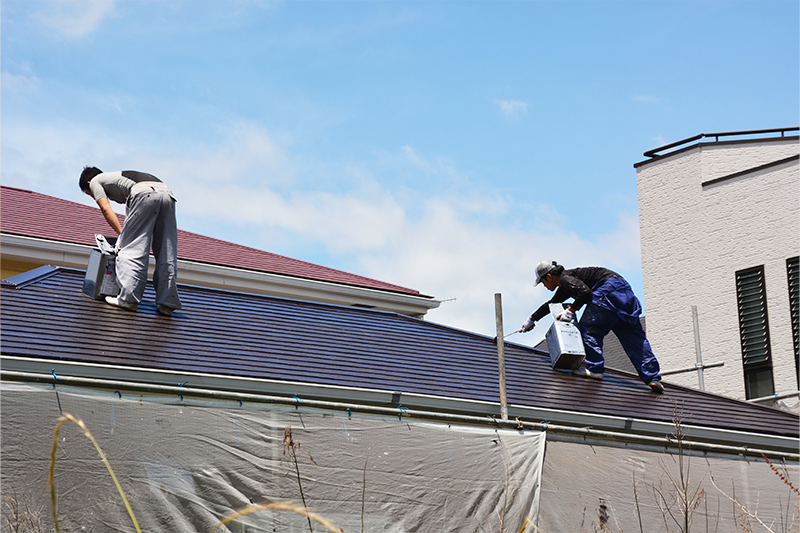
[534,260,556,285]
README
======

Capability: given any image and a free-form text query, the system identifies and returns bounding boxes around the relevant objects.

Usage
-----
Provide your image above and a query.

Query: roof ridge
[1,186,35,194]
[176,227,358,273]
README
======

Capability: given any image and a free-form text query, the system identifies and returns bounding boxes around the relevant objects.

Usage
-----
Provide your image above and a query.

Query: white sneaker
[649,381,665,393]
[572,367,604,380]
[156,305,173,316]
[105,296,138,311]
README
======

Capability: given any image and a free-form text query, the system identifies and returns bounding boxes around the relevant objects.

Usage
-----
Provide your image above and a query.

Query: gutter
[0,234,440,317]
[2,357,797,458]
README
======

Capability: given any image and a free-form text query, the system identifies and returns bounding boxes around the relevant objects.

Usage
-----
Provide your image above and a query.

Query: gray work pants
[116,184,182,309]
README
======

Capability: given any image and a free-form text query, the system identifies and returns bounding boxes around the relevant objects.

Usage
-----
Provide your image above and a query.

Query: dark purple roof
[2,267,797,439]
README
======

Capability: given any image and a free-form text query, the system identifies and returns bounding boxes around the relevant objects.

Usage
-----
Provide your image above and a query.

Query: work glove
[521,318,535,333]
[556,309,575,322]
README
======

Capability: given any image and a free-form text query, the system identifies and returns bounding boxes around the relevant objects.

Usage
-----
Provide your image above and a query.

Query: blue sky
[2,0,798,342]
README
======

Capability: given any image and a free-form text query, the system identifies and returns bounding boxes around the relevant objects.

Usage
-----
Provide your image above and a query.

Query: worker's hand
[521,318,535,332]
[556,309,575,322]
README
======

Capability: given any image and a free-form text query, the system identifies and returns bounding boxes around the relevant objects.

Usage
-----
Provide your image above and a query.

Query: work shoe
[105,296,138,311]
[156,305,173,317]
[649,381,665,393]
[572,367,604,380]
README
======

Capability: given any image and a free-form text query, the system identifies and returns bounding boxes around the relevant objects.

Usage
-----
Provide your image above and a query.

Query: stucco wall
[637,137,799,400]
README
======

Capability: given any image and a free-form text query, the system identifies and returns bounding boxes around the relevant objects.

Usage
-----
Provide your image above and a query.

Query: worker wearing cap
[521,260,663,393]
[79,167,181,316]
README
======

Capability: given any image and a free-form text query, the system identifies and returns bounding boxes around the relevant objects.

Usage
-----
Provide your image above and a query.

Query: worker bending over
[79,167,181,316]
[521,260,663,393]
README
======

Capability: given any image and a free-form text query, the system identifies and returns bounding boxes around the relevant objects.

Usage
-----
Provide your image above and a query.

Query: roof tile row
[2,268,797,439]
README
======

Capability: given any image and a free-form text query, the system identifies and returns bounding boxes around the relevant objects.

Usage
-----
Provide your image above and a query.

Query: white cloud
[1,72,42,94]
[32,0,116,39]
[2,117,642,345]
[161,134,640,341]
[1,62,42,94]
[494,99,528,119]
[634,95,660,104]
[0,119,132,203]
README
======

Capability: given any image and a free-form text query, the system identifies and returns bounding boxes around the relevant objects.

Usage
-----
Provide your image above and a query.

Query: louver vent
[788,257,799,385]
[736,267,771,367]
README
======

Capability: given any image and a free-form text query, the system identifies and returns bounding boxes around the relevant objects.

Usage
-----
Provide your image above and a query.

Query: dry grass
[2,486,44,533]
[209,500,343,532]
[48,412,141,533]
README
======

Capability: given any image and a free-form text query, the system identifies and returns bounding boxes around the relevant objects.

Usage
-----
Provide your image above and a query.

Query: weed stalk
[48,412,141,533]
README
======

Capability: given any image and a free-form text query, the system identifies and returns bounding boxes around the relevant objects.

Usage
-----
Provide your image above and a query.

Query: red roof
[1,186,422,296]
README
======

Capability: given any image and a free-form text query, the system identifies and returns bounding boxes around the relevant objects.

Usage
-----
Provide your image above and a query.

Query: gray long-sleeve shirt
[89,171,162,204]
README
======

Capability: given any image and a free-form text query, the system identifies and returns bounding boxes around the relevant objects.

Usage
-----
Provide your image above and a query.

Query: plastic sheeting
[0,382,546,532]
[539,436,800,532]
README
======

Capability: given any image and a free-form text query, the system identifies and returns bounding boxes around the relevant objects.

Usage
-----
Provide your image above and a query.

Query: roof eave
[1,233,440,316]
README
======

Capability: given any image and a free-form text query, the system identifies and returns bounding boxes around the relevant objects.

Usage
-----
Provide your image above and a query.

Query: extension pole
[692,306,705,391]
[494,293,509,420]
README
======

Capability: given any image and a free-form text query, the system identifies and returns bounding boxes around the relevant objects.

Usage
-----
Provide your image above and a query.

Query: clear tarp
[538,436,800,532]
[1,382,546,532]
[2,381,797,532]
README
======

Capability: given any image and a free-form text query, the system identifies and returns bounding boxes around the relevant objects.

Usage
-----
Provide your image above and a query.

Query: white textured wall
[637,138,799,399]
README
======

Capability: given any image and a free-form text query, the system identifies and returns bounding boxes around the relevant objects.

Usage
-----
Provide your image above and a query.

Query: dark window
[735,266,774,399]
[788,257,800,387]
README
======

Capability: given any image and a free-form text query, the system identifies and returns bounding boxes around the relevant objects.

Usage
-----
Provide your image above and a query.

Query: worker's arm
[96,197,123,234]
[529,288,569,323]
[559,273,592,313]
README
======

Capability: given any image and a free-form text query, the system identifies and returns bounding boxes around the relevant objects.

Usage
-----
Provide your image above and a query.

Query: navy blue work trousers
[577,278,661,384]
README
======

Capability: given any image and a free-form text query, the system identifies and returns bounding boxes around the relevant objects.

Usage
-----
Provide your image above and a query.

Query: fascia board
[3,355,795,454]
[2,234,92,269]
[0,234,439,315]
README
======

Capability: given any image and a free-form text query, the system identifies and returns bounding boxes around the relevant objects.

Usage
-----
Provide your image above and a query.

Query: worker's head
[79,166,103,195]
[535,260,564,290]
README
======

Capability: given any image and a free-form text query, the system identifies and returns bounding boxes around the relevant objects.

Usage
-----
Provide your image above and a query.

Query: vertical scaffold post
[692,305,705,391]
[495,293,509,420]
